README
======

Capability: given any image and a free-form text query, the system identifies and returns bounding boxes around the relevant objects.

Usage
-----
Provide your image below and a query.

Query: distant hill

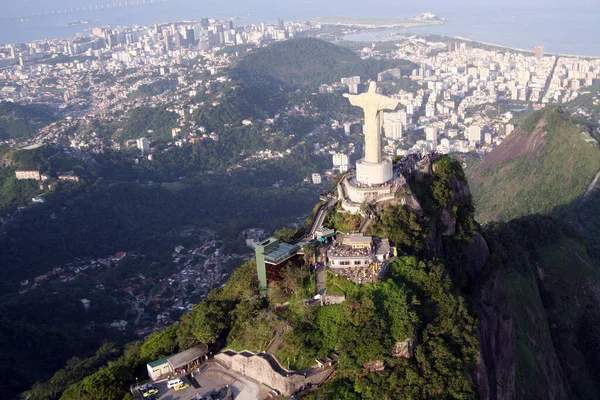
[231,38,417,88]
[469,106,600,224]
[0,102,56,141]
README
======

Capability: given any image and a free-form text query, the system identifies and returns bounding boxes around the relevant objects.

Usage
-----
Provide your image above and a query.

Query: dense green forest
[0,101,57,140]
[232,38,418,89]
[116,106,179,141]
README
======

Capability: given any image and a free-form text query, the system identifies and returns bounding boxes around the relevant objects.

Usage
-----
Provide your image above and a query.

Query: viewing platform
[338,167,406,214]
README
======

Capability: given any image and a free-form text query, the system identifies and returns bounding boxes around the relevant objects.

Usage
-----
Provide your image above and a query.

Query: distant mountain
[0,101,56,141]
[469,106,600,224]
[231,38,417,88]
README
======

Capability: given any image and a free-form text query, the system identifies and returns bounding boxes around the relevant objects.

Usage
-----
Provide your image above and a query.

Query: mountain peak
[469,106,600,223]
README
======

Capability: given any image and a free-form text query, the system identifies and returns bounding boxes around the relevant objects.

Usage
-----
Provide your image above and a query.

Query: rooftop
[148,357,169,368]
[265,242,299,263]
[167,344,209,369]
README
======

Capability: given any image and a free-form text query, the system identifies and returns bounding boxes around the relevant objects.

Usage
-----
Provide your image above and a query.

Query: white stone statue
[344,81,400,164]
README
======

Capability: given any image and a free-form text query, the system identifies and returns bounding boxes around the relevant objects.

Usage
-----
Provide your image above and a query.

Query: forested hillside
[468,105,600,258]
[0,101,57,140]
[469,106,600,223]
[232,38,417,88]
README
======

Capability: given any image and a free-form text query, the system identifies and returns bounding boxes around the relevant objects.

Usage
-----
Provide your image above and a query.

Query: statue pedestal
[356,159,393,186]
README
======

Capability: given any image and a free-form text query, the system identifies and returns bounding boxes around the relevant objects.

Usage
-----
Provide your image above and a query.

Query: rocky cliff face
[475,270,516,400]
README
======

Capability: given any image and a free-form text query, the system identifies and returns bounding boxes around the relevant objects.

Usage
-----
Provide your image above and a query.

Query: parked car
[174,382,190,391]
[167,378,184,389]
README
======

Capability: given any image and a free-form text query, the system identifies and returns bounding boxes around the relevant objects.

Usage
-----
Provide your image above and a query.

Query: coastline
[311,16,445,29]
[340,28,600,59]
[451,36,600,59]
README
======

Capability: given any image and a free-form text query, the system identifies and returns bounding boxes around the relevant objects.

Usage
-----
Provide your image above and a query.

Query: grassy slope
[469,106,600,223]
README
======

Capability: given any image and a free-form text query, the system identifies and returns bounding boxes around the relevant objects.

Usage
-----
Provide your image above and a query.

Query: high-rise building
[425,126,438,143]
[468,125,481,143]
[484,132,493,144]
[450,113,459,125]
[136,138,150,154]
[383,111,404,140]
[333,153,350,173]
[276,18,285,30]
[535,45,544,59]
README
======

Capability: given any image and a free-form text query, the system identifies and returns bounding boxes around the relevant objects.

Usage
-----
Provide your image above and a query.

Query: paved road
[315,266,326,296]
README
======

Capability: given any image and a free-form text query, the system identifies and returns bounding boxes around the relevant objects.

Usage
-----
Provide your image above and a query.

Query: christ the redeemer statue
[344,81,400,164]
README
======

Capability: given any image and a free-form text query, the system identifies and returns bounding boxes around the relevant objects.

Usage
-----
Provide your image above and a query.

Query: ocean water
[1,0,599,56]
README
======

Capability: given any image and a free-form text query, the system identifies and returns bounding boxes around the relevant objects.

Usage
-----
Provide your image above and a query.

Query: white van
[167,378,183,389]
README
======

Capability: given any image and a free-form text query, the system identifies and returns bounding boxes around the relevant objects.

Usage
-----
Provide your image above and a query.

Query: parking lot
[135,361,271,400]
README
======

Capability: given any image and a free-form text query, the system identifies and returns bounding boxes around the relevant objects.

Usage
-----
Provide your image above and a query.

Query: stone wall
[214,350,330,396]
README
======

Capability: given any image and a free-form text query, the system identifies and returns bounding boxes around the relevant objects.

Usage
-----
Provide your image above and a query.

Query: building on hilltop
[338,82,406,214]
[15,170,41,180]
[255,237,300,297]
[326,234,391,284]
[147,344,209,381]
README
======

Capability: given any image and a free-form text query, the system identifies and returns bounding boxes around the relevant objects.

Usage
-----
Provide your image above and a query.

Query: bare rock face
[450,175,471,204]
[439,209,457,236]
[466,233,490,282]
[392,337,416,359]
[475,270,516,400]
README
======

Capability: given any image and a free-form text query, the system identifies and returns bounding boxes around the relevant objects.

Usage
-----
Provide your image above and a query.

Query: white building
[425,126,438,142]
[506,124,515,136]
[332,153,350,173]
[136,137,150,154]
[484,132,493,144]
[312,173,322,184]
[343,122,351,136]
[383,111,404,140]
[468,125,481,143]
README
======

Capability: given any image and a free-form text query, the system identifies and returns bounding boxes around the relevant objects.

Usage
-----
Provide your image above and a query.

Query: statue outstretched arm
[343,93,364,108]
[379,96,401,111]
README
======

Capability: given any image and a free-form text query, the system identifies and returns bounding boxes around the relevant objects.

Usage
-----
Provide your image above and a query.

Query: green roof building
[255,237,299,297]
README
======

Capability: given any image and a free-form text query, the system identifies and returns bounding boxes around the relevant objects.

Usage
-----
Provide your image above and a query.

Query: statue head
[368,81,377,93]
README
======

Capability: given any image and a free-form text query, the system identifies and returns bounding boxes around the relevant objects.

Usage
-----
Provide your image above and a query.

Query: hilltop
[17,154,600,400]
[0,102,57,141]
[232,38,417,88]
[469,106,600,224]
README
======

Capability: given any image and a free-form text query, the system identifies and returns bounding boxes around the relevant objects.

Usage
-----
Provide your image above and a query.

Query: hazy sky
[4,0,599,16]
